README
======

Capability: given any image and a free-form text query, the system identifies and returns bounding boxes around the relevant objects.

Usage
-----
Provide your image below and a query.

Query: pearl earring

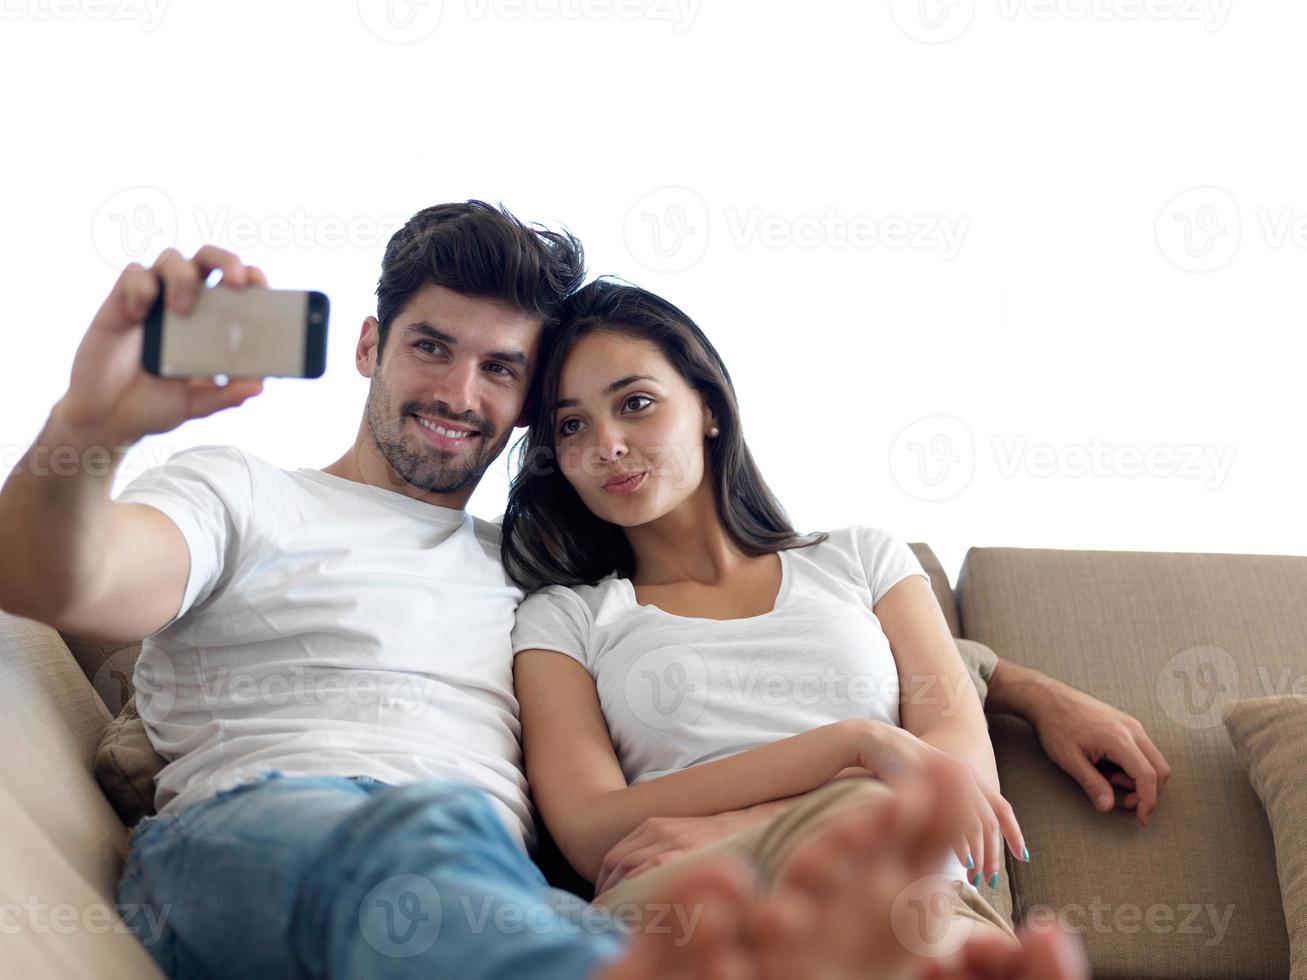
[708,426,720,438]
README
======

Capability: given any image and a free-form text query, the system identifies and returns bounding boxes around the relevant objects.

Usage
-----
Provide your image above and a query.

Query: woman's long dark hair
[501,277,824,591]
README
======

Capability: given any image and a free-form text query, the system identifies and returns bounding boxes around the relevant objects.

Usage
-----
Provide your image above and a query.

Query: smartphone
[142,286,330,379]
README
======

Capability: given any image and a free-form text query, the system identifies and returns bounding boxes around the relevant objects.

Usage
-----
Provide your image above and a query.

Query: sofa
[1,542,1302,978]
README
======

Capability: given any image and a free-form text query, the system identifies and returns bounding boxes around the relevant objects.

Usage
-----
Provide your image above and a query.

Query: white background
[1,0,1300,581]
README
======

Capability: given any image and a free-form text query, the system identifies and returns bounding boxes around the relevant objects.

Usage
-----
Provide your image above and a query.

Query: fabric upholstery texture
[1223,695,1307,980]
[0,779,164,979]
[958,546,1305,980]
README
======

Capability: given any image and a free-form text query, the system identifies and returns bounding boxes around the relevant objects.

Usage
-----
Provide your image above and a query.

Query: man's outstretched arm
[0,246,265,640]
[985,658,1173,826]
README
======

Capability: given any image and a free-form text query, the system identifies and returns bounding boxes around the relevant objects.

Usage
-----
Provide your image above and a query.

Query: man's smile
[411,413,482,451]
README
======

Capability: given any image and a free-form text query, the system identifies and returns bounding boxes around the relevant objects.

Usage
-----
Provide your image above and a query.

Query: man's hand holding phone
[0,245,286,635]
[53,246,269,451]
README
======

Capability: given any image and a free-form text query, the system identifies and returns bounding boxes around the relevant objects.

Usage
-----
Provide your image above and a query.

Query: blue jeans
[116,772,628,979]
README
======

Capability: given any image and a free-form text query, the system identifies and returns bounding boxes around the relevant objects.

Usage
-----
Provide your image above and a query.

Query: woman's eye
[556,397,649,438]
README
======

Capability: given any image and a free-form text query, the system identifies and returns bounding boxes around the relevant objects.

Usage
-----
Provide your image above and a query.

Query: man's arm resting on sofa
[984,658,1173,826]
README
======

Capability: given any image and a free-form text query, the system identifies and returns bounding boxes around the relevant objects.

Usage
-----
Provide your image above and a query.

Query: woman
[502,278,1027,943]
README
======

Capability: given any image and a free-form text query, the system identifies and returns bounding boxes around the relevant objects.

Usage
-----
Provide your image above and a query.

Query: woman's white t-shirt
[511,525,975,886]
[511,525,924,786]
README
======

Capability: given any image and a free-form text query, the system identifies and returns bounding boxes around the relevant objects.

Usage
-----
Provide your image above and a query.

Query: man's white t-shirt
[116,446,533,850]
[510,526,973,884]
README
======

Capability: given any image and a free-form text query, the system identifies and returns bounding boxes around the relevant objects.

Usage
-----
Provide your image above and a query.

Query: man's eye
[415,341,442,355]
[487,364,516,379]
[624,395,653,413]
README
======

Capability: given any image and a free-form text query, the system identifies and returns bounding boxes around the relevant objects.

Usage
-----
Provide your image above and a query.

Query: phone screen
[158,288,310,378]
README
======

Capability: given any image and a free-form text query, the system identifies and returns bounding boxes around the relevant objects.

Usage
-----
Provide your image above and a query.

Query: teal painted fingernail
[971,873,982,887]
[964,853,974,869]
[1023,845,1031,862]
[989,872,1000,889]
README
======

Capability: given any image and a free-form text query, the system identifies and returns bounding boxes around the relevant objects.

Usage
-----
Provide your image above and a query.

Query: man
[0,202,1159,978]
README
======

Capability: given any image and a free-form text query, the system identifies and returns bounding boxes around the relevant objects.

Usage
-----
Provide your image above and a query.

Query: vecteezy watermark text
[623,187,970,273]
[889,416,1236,502]
[0,0,169,30]
[0,898,170,946]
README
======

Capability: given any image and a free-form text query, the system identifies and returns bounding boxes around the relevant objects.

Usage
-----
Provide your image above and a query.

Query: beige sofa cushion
[0,611,129,904]
[955,637,998,708]
[1224,695,1307,980]
[95,697,162,828]
[0,779,164,979]
[958,547,1303,980]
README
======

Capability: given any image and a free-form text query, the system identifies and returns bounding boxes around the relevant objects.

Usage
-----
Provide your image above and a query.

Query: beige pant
[593,778,1017,947]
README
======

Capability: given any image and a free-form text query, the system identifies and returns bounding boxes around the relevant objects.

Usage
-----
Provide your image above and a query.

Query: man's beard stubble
[364,370,510,496]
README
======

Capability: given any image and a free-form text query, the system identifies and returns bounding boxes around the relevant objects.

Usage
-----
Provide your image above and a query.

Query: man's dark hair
[375,201,585,361]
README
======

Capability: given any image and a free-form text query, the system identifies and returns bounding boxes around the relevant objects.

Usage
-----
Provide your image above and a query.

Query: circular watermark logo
[622,646,709,731]
[890,873,977,957]
[1157,644,1239,730]
[889,0,976,43]
[888,415,976,502]
[1155,186,1241,273]
[91,186,177,269]
[134,653,177,720]
[358,874,443,958]
[623,186,710,273]
[95,648,175,720]
[89,646,144,717]
[356,0,444,43]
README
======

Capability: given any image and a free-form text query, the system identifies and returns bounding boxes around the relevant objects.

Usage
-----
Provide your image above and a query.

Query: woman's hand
[849,719,1027,890]
[593,808,774,895]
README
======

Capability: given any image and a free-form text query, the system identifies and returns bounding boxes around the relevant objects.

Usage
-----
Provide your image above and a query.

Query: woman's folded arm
[513,648,872,883]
